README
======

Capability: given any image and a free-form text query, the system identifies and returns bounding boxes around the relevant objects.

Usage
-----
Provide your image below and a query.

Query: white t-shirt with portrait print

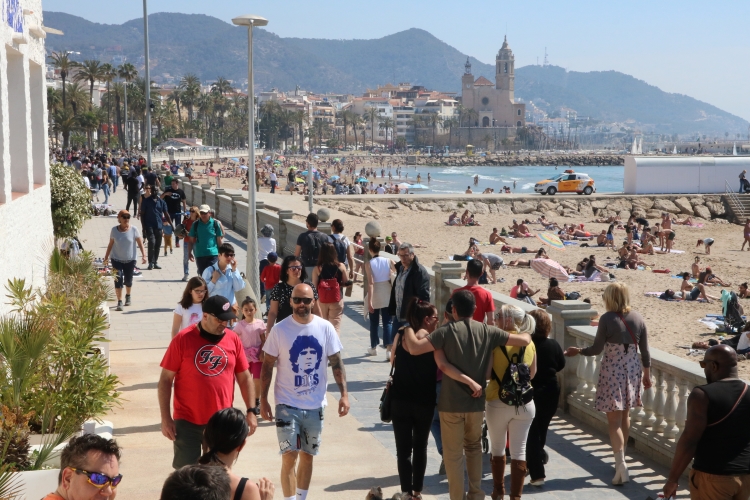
[263,314,342,410]
[174,303,203,331]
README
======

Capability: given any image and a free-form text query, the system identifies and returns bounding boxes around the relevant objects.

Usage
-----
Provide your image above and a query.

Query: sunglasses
[289,265,303,271]
[120,215,131,220]
[70,468,123,489]
[292,297,313,305]
[192,289,207,295]
[222,253,235,257]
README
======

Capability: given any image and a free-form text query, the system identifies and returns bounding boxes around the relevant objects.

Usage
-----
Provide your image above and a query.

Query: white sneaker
[367,347,377,356]
[385,349,391,361]
[529,478,544,487]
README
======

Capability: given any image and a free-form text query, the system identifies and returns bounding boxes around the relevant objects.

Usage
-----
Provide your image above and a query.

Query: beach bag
[565,291,581,301]
[492,346,533,410]
[317,266,342,303]
[379,336,399,423]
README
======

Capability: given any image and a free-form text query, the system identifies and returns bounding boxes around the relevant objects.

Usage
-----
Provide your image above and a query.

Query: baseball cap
[202,296,237,321]
[199,204,211,213]
[267,251,278,262]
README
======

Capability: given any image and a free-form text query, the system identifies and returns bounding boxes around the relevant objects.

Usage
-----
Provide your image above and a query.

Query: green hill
[43,12,747,134]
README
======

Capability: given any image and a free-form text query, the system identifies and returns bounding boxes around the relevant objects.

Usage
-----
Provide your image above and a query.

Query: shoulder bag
[617,313,639,353]
[379,335,401,423]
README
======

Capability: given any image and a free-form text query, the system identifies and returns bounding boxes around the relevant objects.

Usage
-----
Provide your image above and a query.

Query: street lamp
[233,14,268,310]
[143,0,152,167]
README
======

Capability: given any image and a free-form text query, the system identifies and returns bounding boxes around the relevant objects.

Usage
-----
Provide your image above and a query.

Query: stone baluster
[674,378,691,438]
[277,210,294,256]
[640,370,655,428]
[575,338,589,394]
[663,373,679,439]
[651,369,667,433]
[584,348,598,399]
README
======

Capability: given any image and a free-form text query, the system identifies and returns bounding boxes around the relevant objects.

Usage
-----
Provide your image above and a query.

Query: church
[461,36,526,131]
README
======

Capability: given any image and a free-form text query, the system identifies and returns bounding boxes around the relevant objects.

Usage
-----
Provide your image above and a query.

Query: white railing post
[575,338,589,394]
[652,368,667,434]
[663,373,679,439]
[675,379,691,438]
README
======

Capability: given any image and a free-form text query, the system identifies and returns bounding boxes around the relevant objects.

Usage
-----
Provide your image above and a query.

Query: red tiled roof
[474,76,494,86]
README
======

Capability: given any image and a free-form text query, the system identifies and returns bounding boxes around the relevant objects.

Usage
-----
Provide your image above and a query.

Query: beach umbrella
[263,156,271,161]
[277,155,286,160]
[408,183,430,191]
[330,175,340,180]
[536,232,565,251]
[313,155,320,159]
[289,166,297,170]
[357,177,368,183]
[295,177,304,182]
[530,258,569,281]
[334,158,341,162]
[397,182,411,189]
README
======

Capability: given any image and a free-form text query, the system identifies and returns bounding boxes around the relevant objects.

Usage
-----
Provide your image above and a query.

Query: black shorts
[111,259,136,289]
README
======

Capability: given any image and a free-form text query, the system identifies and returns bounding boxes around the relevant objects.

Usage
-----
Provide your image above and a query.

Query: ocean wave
[521,183,536,190]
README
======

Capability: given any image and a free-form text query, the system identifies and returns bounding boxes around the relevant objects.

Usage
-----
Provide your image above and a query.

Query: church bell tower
[495,36,515,98]
[462,57,474,92]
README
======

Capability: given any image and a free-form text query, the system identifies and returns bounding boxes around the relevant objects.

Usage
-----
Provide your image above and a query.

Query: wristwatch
[247,406,260,416]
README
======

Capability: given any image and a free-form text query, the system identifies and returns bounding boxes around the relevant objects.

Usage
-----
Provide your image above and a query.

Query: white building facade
[0,0,53,315]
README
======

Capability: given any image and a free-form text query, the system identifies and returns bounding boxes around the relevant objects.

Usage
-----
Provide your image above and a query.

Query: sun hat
[199,204,211,213]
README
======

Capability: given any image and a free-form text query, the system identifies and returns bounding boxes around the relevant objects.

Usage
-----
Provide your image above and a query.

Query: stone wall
[412,153,624,167]
[318,194,731,223]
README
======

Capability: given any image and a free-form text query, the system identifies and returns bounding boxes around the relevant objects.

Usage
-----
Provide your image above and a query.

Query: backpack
[317,266,342,303]
[565,291,581,301]
[330,235,348,264]
[492,346,533,410]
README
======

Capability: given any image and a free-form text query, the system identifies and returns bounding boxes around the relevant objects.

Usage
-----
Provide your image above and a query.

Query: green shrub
[50,162,91,239]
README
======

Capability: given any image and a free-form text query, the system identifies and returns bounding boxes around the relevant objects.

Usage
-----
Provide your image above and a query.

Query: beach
[218,175,750,376]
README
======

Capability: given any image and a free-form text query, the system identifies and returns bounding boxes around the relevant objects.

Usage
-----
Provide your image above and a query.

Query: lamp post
[143,0,152,166]
[233,14,268,308]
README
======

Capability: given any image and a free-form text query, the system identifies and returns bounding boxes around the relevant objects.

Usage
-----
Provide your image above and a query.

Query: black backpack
[330,235,348,264]
[492,346,533,411]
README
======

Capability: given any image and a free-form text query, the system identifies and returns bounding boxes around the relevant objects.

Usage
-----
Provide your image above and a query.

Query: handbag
[379,337,400,423]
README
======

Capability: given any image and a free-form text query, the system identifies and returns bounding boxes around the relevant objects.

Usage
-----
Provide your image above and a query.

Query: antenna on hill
[544,47,548,66]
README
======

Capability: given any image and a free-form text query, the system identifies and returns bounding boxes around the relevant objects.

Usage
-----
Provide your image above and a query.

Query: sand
[217,176,750,377]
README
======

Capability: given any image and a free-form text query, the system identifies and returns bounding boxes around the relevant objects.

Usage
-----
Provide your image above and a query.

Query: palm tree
[364,107,379,149]
[379,117,394,152]
[53,109,77,150]
[180,74,201,131]
[99,63,117,145]
[427,113,443,151]
[340,110,352,149]
[72,59,105,109]
[408,115,423,148]
[351,113,364,151]
[443,117,459,151]
[48,51,72,110]
[167,89,184,132]
[65,82,88,117]
[118,63,138,148]
[312,120,328,149]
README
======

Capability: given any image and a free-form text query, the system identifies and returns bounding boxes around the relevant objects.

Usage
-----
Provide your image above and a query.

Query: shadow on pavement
[118,382,159,392]
[324,474,401,492]
[114,423,162,436]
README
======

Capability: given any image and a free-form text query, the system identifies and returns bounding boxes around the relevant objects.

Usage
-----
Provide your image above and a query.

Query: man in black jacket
[388,242,430,360]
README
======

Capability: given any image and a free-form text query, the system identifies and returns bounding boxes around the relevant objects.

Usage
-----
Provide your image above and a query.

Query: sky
[44,0,750,123]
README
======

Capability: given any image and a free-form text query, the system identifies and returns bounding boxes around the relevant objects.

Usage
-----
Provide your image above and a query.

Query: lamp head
[232,15,268,27]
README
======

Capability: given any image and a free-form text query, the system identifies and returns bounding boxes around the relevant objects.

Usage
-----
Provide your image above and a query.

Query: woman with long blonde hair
[565,283,651,485]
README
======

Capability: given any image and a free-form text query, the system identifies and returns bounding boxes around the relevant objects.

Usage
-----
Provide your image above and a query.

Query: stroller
[723,291,745,335]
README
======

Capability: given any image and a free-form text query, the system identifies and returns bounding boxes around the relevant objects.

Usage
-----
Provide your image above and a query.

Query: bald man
[260,283,349,500]
[663,345,750,500]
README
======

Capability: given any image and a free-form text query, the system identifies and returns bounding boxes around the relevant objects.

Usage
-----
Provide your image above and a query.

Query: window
[481,97,489,106]
[517,109,521,116]
[504,63,508,73]
[516,121,522,127]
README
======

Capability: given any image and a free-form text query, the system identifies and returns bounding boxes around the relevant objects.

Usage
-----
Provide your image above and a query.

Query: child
[259,252,281,313]
[233,297,265,409]
[163,218,174,256]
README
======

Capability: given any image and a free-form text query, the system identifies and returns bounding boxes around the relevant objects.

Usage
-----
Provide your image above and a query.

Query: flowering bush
[50,162,91,239]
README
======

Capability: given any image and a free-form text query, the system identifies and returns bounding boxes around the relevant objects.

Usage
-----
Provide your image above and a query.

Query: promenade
[79,186,688,499]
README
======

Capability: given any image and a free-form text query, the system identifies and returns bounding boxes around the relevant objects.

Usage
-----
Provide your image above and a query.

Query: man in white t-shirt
[260,283,350,500]
[270,170,278,194]
[376,184,385,194]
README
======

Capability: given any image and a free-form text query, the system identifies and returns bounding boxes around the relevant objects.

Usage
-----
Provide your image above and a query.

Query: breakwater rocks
[319,194,730,223]
[408,154,624,167]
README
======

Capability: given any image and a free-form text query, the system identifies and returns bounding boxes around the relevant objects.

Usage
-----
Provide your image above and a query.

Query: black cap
[202,295,237,321]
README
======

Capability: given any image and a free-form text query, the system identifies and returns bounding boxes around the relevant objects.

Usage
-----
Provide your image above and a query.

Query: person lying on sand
[537,215,560,230]
[508,248,547,267]
[673,216,695,226]
[593,215,621,224]
[627,248,654,269]
[566,225,592,238]
[489,228,508,245]
[570,258,589,277]
[681,272,718,302]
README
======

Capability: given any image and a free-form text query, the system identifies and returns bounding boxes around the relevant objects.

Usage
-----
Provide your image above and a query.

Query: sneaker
[164,252,168,257]
[529,478,545,487]
[182,274,189,282]
[170,249,173,254]
[385,349,391,362]
[367,347,377,356]
[438,458,446,475]
[124,295,131,306]
[115,301,123,312]
[152,264,162,270]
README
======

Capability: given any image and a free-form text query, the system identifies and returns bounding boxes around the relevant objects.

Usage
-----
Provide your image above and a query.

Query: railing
[173,170,707,470]
[725,179,747,221]
[150,148,251,161]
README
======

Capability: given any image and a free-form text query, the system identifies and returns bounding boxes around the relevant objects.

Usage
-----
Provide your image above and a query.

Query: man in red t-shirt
[454,259,495,325]
[158,295,258,469]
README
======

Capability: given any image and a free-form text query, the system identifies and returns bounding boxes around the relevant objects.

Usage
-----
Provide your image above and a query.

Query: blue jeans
[390,318,408,346]
[264,290,272,312]
[112,175,119,192]
[431,381,443,455]
[102,183,110,204]
[369,307,392,348]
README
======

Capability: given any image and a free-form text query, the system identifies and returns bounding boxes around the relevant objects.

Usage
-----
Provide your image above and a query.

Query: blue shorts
[688,287,701,301]
[275,404,324,456]
[606,233,614,241]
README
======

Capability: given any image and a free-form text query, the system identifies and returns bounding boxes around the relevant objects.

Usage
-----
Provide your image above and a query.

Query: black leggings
[391,399,435,493]
[527,383,560,481]
[112,260,136,289]
[126,191,139,214]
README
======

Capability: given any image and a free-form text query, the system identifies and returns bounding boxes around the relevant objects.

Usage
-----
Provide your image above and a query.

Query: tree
[118,63,138,148]
[364,107,379,149]
[395,136,407,152]
[379,117,394,152]
[65,83,88,117]
[443,117,458,151]
[52,109,77,150]
[72,59,105,109]
[340,110,352,149]
[180,74,201,133]
[351,113,364,151]
[50,163,92,238]
[167,89,184,132]
[312,120,329,148]
[48,51,72,110]
[427,113,443,151]
[99,63,117,146]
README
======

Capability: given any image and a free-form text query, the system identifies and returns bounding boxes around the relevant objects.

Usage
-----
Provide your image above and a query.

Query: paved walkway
[78,186,687,499]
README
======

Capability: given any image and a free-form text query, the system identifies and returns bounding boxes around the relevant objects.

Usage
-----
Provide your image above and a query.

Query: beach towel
[562,241,578,246]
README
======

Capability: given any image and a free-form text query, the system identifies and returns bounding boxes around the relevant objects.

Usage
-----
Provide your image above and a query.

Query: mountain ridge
[43,11,748,134]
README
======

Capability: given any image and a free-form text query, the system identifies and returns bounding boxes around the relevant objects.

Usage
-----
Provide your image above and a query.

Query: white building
[0,0,54,315]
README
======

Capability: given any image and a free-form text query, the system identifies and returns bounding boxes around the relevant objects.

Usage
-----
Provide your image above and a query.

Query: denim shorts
[275,404,324,456]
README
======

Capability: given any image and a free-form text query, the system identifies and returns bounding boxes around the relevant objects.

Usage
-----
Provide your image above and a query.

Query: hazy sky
[44,0,750,122]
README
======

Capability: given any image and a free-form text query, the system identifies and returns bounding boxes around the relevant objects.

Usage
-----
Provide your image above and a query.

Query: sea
[381,165,624,194]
